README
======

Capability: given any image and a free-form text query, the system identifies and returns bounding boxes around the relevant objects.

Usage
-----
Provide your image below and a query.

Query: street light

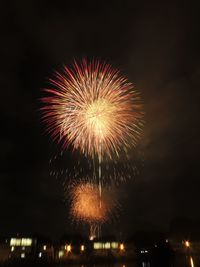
[120,243,125,251]
[185,241,190,248]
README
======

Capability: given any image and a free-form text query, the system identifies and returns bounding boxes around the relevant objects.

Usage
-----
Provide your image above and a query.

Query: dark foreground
[0,255,198,267]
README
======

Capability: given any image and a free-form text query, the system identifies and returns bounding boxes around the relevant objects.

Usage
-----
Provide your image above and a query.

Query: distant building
[4,236,54,260]
[9,237,36,259]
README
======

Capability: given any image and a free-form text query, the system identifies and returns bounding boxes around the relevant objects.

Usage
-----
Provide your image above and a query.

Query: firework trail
[41,59,144,159]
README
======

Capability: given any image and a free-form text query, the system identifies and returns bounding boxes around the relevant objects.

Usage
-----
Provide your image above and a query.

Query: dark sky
[0,1,199,240]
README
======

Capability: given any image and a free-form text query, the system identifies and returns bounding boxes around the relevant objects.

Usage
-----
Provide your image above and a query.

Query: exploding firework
[68,181,118,224]
[41,59,143,158]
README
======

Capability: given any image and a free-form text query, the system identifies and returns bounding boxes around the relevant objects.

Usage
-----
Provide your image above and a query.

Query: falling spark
[50,151,138,185]
[41,59,144,159]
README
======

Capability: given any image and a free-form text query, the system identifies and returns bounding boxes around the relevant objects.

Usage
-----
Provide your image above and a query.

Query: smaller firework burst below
[69,181,118,224]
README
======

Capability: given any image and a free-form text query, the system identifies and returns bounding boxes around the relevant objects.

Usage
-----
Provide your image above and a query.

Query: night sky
[1,1,199,240]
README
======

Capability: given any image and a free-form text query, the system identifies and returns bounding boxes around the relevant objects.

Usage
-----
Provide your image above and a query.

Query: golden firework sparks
[41,59,143,158]
[69,181,117,224]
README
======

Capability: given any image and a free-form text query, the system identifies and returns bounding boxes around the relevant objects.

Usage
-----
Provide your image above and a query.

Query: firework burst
[41,59,143,158]
[68,181,118,224]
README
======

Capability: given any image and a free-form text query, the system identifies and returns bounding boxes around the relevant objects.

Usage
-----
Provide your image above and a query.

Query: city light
[94,242,103,249]
[81,245,85,252]
[89,235,95,241]
[111,242,118,249]
[190,256,194,267]
[141,250,148,254]
[67,245,71,252]
[120,243,124,251]
[104,242,111,249]
[43,245,47,250]
[93,242,119,250]
[21,253,25,258]
[10,238,32,247]
[58,250,64,258]
[185,241,190,248]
